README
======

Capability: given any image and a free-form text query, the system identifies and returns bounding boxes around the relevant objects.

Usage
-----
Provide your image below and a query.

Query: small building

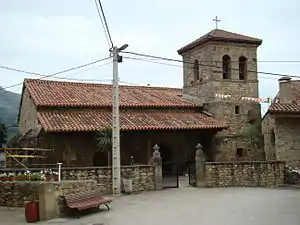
[262,77,300,167]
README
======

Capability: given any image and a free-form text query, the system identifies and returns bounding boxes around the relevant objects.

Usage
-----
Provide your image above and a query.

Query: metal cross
[213,16,221,29]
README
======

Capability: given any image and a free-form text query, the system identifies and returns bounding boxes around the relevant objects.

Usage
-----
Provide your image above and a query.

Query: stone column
[195,143,206,187]
[38,183,59,221]
[152,144,163,190]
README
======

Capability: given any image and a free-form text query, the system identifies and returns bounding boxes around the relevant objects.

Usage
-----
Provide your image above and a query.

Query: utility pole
[110,44,128,194]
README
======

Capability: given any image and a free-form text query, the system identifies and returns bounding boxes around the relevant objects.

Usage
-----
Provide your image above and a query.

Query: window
[235,106,240,114]
[237,148,244,157]
[239,56,247,80]
[271,129,275,146]
[222,55,231,79]
[193,59,200,82]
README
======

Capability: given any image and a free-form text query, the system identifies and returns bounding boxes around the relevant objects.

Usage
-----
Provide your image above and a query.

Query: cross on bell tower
[213,16,221,29]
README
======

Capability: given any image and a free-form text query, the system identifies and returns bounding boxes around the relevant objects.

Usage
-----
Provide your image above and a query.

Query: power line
[97,0,113,48]
[123,51,300,79]
[94,0,111,48]
[124,56,295,81]
[37,61,112,82]
[0,65,43,77]
[1,57,111,91]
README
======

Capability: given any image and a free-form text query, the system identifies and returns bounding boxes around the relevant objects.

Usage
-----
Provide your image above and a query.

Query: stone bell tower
[177,29,264,161]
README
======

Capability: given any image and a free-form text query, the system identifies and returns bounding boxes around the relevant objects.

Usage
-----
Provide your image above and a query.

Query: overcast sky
[1,0,300,114]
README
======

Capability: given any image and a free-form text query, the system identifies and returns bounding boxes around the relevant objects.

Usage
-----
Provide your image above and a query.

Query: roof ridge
[214,29,262,41]
[24,78,183,91]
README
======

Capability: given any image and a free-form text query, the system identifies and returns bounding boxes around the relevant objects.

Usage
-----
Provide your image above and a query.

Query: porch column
[152,144,163,190]
[195,143,206,187]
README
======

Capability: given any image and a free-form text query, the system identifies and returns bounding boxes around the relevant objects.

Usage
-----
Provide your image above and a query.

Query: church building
[17,28,265,170]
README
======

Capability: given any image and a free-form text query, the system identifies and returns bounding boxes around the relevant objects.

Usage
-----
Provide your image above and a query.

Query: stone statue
[152,144,162,190]
[152,144,162,166]
[195,143,205,166]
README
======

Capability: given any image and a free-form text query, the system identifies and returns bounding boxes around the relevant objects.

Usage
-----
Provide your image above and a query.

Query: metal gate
[162,161,179,188]
[188,162,196,186]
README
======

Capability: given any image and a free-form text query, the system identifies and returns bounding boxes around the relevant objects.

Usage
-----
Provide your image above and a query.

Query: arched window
[193,59,200,82]
[222,55,231,79]
[239,56,247,80]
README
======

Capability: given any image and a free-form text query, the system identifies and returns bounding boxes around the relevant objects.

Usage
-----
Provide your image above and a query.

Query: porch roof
[37,110,228,132]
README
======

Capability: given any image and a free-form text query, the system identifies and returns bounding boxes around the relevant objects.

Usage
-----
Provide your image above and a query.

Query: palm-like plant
[95,126,113,166]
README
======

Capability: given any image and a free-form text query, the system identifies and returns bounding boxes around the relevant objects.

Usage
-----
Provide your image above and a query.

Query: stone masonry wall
[205,161,285,187]
[275,118,300,168]
[262,113,276,160]
[1,165,155,195]
[181,41,263,162]
[0,180,96,207]
[18,88,39,135]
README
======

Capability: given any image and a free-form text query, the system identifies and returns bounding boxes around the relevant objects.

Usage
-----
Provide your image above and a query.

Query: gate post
[152,144,163,190]
[195,143,206,187]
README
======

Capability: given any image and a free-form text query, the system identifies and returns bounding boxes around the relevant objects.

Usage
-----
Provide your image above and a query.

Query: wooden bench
[63,191,112,212]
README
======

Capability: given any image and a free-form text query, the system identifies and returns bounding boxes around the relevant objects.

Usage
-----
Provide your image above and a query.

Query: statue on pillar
[195,143,206,187]
[152,144,162,190]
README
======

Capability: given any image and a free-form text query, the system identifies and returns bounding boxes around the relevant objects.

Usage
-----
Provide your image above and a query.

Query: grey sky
[1,0,300,114]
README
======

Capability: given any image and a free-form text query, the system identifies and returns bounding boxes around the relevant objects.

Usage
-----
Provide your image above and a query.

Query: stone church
[17,28,265,170]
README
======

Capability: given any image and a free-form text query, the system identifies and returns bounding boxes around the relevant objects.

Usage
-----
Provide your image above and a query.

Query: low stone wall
[59,165,155,193]
[1,165,155,194]
[0,180,96,207]
[205,161,285,187]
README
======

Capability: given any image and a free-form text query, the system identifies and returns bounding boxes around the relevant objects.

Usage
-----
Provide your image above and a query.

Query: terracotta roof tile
[24,79,198,108]
[178,29,262,54]
[37,110,228,132]
[269,81,300,113]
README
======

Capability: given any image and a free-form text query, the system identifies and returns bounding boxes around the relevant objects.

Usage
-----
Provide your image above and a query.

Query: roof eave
[178,37,262,55]
[43,125,228,133]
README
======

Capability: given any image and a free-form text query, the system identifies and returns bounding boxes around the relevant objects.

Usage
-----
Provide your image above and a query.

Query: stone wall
[262,113,276,160]
[274,118,300,167]
[59,165,155,194]
[18,88,39,135]
[1,165,155,194]
[0,180,96,207]
[262,114,300,168]
[205,161,285,187]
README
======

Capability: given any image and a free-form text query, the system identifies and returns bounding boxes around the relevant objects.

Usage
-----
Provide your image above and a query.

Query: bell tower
[178,28,264,161]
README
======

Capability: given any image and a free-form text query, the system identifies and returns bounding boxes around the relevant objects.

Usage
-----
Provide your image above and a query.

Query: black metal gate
[162,161,179,188]
[188,162,196,186]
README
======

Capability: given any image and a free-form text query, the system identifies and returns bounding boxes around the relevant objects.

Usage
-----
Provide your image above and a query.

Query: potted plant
[8,172,15,182]
[43,169,53,181]
[16,173,27,181]
[24,170,31,180]
[52,171,59,181]
[30,172,43,181]
[0,173,7,182]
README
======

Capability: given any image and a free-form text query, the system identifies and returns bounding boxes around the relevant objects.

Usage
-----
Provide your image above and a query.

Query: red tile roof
[37,110,228,132]
[268,81,300,114]
[178,29,262,54]
[24,79,199,108]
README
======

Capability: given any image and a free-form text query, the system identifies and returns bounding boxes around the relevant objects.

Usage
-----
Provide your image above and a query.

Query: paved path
[1,186,300,225]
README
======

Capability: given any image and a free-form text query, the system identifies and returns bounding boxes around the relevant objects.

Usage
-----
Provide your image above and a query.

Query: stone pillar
[152,144,163,190]
[195,143,206,187]
[38,183,59,221]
